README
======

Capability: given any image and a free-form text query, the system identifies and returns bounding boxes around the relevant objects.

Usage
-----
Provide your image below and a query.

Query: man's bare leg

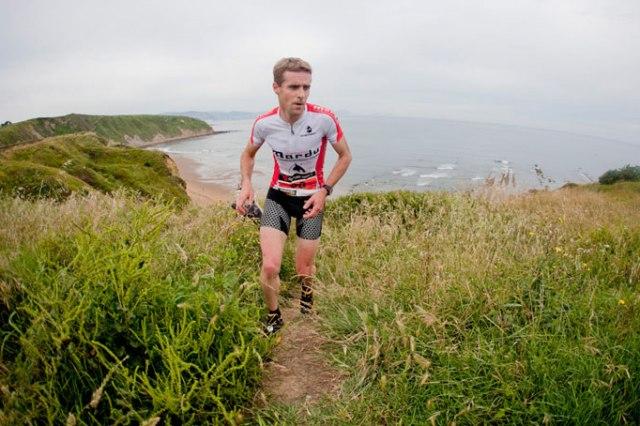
[259,226,287,311]
[295,237,320,313]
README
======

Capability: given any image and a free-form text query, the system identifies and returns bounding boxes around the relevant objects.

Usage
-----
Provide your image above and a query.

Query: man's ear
[272,81,280,94]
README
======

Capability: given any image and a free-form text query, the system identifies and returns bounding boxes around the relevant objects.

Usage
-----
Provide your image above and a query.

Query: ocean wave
[392,168,417,177]
[420,172,448,179]
[156,148,199,155]
[437,163,456,170]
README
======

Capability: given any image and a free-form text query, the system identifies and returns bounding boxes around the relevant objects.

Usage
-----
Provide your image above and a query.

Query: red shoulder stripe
[306,103,343,142]
[250,107,278,144]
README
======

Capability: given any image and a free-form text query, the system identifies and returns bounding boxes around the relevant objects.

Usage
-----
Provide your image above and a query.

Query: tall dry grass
[255,185,639,424]
[0,191,271,424]
[2,183,639,424]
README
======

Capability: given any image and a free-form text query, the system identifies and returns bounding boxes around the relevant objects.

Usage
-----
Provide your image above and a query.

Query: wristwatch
[322,184,333,196]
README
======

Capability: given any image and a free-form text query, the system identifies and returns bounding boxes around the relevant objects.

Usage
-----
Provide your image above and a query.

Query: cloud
[1,0,638,142]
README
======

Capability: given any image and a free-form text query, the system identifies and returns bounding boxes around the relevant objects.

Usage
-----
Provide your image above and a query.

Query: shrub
[599,164,640,184]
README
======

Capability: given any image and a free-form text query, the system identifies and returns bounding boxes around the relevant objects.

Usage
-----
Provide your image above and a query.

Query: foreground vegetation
[0,133,189,204]
[1,182,639,424]
[0,193,270,424]
[0,113,212,148]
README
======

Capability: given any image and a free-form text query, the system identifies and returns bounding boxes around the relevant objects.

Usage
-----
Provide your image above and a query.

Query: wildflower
[528,231,535,236]
[618,299,626,305]
[554,246,563,253]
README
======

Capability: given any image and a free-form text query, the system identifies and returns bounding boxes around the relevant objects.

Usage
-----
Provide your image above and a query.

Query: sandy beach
[169,154,234,206]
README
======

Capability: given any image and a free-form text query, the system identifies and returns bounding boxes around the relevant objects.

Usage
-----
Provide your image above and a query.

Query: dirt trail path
[259,300,344,413]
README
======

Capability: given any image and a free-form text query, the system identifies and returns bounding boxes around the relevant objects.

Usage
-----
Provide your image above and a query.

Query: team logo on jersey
[292,163,306,173]
[279,169,316,182]
[283,163,314,181]
[273,147,320,160]
[300,125,317,137]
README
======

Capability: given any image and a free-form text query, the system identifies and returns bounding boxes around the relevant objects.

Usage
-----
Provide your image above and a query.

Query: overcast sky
[1,0,639,143]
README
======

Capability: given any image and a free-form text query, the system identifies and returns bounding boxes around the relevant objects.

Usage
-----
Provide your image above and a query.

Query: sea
[150,116,640,197]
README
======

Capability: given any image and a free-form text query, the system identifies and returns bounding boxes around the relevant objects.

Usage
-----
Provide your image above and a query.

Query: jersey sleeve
[250,117,265,146]
[324,112,344,145]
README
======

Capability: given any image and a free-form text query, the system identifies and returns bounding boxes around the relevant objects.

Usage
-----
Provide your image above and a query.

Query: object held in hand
[231,201,263,220]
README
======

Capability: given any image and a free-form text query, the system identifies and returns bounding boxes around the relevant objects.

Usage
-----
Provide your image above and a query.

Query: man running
[235,57,352,335]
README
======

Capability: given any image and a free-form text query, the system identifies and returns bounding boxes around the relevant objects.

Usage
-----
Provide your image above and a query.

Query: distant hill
[0,114,214,149]
[0,133,189,204]
[165,111,257,121]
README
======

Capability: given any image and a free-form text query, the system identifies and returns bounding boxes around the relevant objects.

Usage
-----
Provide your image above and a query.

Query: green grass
[262,184,640,424]
[0,193,272,424]
[0,114,212,148]
[0,133,189,205]
[1,183,639,424]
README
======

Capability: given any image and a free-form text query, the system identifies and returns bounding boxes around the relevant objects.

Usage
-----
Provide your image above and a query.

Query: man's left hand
[302,190,327,218]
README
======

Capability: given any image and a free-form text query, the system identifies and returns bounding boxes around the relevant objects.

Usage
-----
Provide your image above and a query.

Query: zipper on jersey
[290,124,294,135]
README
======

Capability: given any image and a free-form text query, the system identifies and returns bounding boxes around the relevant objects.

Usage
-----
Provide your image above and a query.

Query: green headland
[0,113,213,149]
[0,113,215,204]
[0,133,189,204]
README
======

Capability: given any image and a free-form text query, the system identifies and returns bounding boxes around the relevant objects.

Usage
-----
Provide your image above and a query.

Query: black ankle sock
[268,307,281,317]
[301,285,312,300]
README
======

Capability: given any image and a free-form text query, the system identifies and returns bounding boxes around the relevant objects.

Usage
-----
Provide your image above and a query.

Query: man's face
[273,71,311,119]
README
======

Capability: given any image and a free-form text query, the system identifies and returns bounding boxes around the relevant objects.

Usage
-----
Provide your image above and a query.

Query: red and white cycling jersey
[250,103,344,196]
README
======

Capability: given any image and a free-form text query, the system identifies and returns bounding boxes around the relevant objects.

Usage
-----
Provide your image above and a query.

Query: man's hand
[303,189,327,219]
[237,141,260,215]
[235,185,255,215]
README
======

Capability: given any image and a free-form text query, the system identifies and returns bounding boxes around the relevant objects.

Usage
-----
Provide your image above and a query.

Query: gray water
[151,116,640,197]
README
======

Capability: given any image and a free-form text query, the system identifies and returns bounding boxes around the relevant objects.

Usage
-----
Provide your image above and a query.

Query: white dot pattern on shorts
[298,212,323,240]
[260,198,290,233]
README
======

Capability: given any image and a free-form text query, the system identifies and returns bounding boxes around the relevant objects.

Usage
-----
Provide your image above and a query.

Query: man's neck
[279,107,303,124]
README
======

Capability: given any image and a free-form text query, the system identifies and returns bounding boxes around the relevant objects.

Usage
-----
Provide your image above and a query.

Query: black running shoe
[263,310,284,335]
[300,284,313,314]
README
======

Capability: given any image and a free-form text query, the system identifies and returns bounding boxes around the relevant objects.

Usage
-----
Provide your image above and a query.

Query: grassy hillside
[282,184,639,424]
[0,113,213,148]
[0,133,189,205]
[1,183,638,424]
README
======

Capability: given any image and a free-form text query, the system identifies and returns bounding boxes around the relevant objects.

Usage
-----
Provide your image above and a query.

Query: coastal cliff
[0,133,189,204]
[0,113,214,149]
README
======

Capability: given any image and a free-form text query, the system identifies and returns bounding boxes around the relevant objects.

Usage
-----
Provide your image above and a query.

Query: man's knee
[262,258,281,278]
[295,260,315,277]
[295,239,319,277]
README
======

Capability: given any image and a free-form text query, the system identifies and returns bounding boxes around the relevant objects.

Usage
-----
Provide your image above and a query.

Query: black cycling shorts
[260,188,324,240]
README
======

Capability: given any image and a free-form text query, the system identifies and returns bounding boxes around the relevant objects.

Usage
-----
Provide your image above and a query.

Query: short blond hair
[273,57,312,85]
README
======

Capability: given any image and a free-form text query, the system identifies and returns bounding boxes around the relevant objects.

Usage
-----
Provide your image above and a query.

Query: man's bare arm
[302,137,352,218]
[324,137,352,187]
[236,140,261,214]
